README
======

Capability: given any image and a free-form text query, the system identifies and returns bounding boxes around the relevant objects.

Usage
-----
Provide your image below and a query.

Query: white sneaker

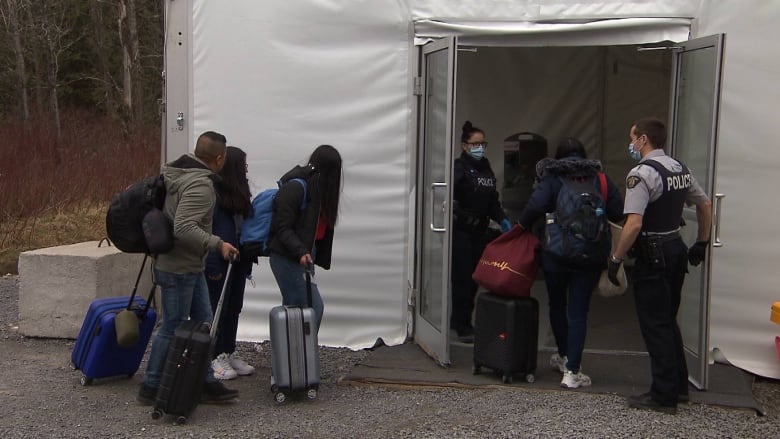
[549,353,568,373]
[561,369,592,389]
[212,353,238,380]
[228,352,255,376]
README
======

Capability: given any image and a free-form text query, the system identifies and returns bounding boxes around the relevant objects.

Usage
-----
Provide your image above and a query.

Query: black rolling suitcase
[151,261,234,424]
[472,292,539,384]
[269,265,320,403]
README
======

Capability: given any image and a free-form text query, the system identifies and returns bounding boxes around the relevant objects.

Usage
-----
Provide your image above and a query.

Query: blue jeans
[144,268,217,388]
[269,252,324,331]
[543,268,600,373]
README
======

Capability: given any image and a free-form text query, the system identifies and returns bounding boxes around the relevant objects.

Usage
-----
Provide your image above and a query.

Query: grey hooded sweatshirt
[155,154,223,274]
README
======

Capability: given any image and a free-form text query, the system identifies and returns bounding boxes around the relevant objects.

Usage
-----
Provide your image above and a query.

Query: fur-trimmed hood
[535,156,603,179]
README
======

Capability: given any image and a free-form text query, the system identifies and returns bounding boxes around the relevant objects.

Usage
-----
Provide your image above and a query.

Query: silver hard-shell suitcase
[269,266,320,403]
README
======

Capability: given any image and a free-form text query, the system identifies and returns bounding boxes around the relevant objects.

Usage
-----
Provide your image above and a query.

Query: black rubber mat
[341,342,763,414]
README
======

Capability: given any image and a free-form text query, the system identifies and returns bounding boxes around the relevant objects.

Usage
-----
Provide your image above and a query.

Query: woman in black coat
[268,145,343,332]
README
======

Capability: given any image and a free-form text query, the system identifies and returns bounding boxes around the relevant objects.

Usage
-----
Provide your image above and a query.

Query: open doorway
[452,43,672,355]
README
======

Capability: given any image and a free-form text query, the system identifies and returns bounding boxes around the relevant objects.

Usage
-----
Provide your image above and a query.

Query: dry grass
[0,204,107,274]
[0,110,161,274]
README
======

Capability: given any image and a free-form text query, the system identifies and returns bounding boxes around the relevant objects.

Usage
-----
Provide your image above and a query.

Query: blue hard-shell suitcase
[70,256,157,385]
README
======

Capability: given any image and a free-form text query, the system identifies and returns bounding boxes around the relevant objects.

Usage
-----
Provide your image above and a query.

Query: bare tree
[118,0,141,130]
[0,0,29,122]
[89,0,117,119]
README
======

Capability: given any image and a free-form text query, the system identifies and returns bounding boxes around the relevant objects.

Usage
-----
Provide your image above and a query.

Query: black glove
[688,241,709,266]
[607,257,622,286]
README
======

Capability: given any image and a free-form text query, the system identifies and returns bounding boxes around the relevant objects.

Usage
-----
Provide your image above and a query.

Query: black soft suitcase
[472,293,539,384]
[151,262,234,424]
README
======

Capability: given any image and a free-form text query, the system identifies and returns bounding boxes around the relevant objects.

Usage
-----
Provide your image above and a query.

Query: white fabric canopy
[173,0,780,380]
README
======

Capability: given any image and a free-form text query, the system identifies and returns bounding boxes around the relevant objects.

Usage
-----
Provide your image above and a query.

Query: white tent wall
[693,0,780,378]
[188,0,414,348]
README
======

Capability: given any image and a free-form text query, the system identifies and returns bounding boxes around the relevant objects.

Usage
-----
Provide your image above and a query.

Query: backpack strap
[597,172,607,201]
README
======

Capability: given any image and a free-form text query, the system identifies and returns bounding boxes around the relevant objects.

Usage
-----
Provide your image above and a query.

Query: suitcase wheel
[151,409,163,420]
[274,391,286,404]
[306,388,318,400]
[502,374,513,384]
[79,375,93,386]
[175,416,187,425]
[472,364,481,375]
[525,374,535,383]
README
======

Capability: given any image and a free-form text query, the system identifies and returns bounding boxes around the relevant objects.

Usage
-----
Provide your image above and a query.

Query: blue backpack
[240,178,307,259]
[544,173,610,268]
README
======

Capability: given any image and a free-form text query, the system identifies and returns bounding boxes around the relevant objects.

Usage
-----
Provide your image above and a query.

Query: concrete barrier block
[18,241,155,339]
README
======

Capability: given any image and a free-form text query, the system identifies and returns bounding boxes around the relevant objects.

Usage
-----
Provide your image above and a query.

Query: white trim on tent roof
[414,18,691,46]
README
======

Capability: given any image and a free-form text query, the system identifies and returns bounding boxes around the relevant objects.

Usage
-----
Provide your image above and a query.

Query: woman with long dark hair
[268,144,343,331]
[205,146,255,380]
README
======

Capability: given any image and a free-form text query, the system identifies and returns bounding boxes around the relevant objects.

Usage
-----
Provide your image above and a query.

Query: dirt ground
[2,274,780,438]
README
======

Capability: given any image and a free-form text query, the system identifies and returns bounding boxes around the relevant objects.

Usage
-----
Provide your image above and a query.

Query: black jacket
[268,164,335,270]
[453,152,507,228]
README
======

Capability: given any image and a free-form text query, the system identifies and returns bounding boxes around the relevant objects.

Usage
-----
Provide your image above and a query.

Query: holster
[633,235,674,270]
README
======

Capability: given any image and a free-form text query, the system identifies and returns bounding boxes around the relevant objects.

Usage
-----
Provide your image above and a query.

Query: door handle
[713,193,724,247]
[430,182,447,232]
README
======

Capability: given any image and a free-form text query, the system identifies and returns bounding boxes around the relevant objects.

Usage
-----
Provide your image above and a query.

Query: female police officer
[608,117,712,414]
[451,121,512,343]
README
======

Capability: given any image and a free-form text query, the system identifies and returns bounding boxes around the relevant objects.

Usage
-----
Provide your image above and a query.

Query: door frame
[668,33,725,390]
[413,37,458,366]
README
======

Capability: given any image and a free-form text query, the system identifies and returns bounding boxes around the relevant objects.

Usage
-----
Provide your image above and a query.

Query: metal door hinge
[413,77,422,96]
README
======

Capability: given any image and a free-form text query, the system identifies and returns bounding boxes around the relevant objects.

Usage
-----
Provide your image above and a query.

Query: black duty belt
[638,231,680,243]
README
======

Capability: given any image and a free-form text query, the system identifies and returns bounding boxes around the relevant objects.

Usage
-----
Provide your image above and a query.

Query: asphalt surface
[2,274,779,438]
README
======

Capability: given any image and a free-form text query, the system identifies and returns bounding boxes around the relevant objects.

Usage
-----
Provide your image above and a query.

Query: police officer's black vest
[454,153,498,214]
[640,159,691,233]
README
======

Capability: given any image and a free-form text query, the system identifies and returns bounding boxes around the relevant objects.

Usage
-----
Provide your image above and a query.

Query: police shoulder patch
[626,176,641,189]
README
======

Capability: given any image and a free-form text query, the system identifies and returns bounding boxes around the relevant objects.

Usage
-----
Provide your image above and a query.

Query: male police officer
[608,117,712,415]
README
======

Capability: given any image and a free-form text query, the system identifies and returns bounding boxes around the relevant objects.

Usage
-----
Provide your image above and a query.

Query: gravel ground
[1,274,779,438]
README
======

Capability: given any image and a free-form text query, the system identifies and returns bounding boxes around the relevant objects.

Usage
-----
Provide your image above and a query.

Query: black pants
[450,228,491,331]
[630,237,689,405]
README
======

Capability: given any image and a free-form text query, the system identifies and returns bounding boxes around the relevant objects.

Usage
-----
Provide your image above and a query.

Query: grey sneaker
[560,369,592,389]
[549,353,567,373]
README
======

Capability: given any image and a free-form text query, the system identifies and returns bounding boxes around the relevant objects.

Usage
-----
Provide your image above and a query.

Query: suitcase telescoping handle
[210,259,234,340]
[305,262,313,309]
[126,254,155,317]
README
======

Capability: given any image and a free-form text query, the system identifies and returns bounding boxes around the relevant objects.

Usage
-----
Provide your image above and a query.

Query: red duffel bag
[472,225,540,297]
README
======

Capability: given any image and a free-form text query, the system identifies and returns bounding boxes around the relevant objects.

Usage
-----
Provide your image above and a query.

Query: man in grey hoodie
[138,131,240,405]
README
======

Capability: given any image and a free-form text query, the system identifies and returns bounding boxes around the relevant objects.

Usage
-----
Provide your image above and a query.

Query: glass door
[414,37,457,366]
[668,34,724,390]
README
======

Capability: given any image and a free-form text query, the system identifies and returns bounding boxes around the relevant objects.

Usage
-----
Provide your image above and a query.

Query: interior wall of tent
[454,45,672,217]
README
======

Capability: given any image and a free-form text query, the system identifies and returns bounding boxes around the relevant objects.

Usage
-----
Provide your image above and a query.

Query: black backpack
[106,175,173,254]
[544,173,610,267]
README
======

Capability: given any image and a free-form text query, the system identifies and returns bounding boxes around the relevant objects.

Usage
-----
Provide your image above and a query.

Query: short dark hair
[194,131,227,159]
[554,137,587,159]
[633,118,667,149]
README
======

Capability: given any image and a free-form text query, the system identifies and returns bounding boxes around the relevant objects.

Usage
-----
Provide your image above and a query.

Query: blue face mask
[468,146,485,160]
[628,143,641,161]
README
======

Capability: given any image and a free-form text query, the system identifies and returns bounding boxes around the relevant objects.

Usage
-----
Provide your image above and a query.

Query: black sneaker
[627,392,677,415]
[201,380,239,404]
[137,383,158,406]
[678,393,690,404]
